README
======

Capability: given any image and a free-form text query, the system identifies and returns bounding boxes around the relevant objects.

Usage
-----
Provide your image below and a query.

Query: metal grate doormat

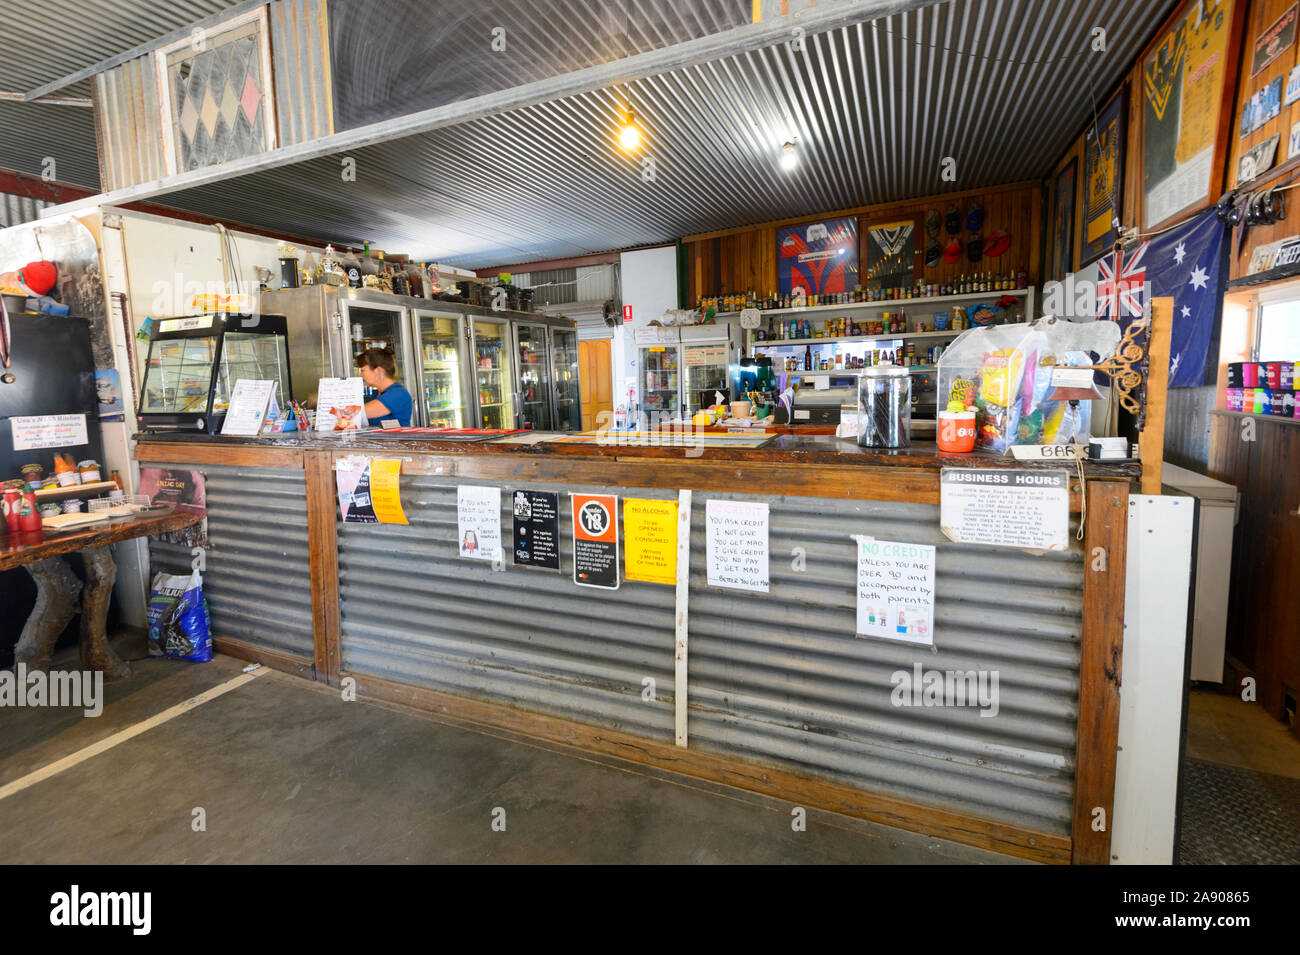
[1177,758,1300,865]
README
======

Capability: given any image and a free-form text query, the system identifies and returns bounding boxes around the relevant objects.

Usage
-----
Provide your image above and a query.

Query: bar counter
[134,429,1135,865]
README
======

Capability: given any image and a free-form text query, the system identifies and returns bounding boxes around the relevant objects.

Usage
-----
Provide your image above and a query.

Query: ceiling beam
[42,0,936,219]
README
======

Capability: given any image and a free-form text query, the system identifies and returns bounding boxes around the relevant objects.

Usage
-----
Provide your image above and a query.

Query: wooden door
[578,338,612,431]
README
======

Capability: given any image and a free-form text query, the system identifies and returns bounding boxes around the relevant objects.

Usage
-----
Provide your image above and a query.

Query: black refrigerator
[0,312,105,665]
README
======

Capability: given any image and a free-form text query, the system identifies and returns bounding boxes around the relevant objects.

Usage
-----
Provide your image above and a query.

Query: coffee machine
[732,356,777,416]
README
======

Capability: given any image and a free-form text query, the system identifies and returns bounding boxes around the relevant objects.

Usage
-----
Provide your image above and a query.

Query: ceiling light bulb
[620,117,641,151]
[780,142,798,171]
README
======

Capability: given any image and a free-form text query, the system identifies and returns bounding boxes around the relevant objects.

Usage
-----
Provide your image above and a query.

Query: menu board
[572,493,619,589]
[10,413,88,451]
[512,489,560,570]
[315,377,367,431]
[939,468,1070,551]
[705,499,769,593]
[854,536,936,646]
[624,498,678,585]
[220,379,275,436]
[458,485,502,561]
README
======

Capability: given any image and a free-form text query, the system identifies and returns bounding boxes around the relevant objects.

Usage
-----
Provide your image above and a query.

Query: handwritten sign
[11,414,89,451]
[705,499,769,593]
[940,468,1069,551]
[624,498,678,585]
[457,485,502,561]
[854,536,936,646]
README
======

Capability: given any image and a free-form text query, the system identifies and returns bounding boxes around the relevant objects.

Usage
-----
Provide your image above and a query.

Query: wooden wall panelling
[685,181,1042,299]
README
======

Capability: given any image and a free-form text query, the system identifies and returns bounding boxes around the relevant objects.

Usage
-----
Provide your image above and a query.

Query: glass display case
[472,318,515,428]
[551,328,582,431]
[138,314,292,432]
[640,344,680,421]
[415,311,469,428]
[515,323,553,430]
[683,342,730,415]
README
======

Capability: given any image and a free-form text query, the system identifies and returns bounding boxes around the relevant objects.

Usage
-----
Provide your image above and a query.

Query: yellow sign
[624,498,678,585]
[369,458,408,525]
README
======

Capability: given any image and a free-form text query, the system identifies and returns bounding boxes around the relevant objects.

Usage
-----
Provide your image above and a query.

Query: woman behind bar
[356,346,413,427]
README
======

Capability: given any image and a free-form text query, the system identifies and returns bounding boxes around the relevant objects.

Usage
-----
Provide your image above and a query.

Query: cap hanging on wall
[967,234,984,261]
[944,205,961,235]
[925,209,941,238]
[984,230,1011,257]
[924,240,942,267]
[943,238,963,263]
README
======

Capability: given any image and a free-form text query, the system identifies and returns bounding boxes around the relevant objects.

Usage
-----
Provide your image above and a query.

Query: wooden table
[2,511,201,681]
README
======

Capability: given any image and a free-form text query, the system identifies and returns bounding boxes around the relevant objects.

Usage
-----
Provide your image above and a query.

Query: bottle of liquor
[804,345,812,371]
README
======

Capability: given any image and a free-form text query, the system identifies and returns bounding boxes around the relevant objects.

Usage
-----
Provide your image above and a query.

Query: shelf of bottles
[473,320,514,429]
[702,274,1030,316]
[516,325,553,431]
[419,315,464,428]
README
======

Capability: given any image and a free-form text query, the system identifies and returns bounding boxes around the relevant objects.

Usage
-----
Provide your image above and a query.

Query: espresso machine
[732,356,777,414]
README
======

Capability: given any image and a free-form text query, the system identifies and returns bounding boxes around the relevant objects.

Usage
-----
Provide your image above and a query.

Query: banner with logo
[777,217,858,295]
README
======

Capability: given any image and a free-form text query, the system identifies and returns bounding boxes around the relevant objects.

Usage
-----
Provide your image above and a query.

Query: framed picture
[1140,0,1245,230]
[1052,159,1078,281]
[1081,85,1126,265]
[1250,2,1298,77]
[776,217,858,295]
[864,219,916,291]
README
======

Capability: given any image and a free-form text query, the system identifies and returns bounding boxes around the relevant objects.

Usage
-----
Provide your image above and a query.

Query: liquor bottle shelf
[716,286,1030,318]
[753,328,965,347]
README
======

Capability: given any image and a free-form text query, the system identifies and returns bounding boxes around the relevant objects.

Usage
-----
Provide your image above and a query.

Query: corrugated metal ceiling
[0,0,247,188]
[147,0,1173,268]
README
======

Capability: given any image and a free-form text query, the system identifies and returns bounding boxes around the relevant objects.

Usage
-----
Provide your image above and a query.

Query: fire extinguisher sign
[571,493,620,590]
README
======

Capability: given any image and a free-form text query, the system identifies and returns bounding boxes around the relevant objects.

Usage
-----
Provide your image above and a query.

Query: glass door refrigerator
[635,327,682,427]
[339,299,415,407]
[469,316,516,428]
[514,321,554,431]
[550,326,582,431]
[679,324,736,417]
[412,309,470,428]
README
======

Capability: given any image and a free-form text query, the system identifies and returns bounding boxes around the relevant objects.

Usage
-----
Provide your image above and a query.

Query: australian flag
[1095,207,1226,387]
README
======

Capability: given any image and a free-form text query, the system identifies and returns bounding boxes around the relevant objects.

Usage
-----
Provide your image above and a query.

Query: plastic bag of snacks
[146,570,212,662]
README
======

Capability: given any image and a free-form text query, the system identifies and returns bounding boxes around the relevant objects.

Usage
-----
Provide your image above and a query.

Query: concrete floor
[0,637,1020,864]
[1185,685,1300,779]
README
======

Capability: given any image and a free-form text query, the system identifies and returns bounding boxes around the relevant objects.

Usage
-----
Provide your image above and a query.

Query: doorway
[578,338,612,431]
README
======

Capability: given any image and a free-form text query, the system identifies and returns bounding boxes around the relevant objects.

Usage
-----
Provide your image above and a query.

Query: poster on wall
[1141,0,1240,228]
[572,493,619,589]
[458,485,502,562]
[1051,159,1077,281]
[1081,88,1126,265]
[1250,2,1297,76]
[335,457,407,524]
[512,489,560,570]
[864,219,915,291]
[853,536,936,647]
[95,369,124,423]
[776,217,858,296]
[138,467,207,548]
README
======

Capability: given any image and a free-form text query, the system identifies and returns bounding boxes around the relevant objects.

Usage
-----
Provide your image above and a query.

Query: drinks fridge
[471,317,515,429]
[260,285,579,430]
[415,309,468,428]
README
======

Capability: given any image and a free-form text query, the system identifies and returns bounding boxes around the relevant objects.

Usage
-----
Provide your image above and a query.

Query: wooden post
[1139,297,1173,494]
[1072,477,1130,864]
[304,450,342,685]
[674,489,692,747]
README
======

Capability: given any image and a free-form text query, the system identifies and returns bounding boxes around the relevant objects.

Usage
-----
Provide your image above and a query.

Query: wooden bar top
[0,511,201,572]
[134,430,1141,478]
